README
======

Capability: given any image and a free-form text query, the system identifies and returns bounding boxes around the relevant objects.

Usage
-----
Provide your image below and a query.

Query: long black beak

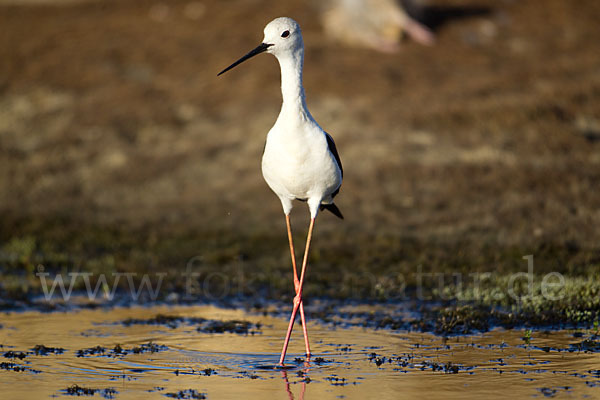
[217,43,273,76]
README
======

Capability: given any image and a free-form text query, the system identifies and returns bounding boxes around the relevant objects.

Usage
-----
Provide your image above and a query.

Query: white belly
[261,127,341,203]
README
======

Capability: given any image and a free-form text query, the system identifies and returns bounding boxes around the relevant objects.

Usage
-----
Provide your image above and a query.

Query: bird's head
[262,17,303,57]
[218,17,303,76]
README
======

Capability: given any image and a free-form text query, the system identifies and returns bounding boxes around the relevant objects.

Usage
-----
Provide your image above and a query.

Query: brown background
[1,0,599,274]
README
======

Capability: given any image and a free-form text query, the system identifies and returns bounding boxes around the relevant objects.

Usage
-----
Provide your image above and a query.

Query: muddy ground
[2,305,599,399]
[0,0,599,322]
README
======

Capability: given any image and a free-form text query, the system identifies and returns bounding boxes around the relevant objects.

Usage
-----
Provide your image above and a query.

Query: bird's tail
[320,203,344,219]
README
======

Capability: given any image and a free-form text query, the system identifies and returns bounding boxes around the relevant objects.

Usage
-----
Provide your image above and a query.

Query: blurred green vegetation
[1,217,598,334]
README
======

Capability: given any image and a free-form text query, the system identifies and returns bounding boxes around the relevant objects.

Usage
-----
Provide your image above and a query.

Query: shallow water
[1,305,599,399]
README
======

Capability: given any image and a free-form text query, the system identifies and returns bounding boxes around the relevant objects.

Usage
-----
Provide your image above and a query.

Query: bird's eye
[281,30,290,38]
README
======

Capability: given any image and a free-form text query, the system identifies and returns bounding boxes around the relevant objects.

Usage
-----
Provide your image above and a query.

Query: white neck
[275,49,312,122]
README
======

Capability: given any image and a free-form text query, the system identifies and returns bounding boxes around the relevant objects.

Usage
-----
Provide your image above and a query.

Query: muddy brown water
[1,305,599,399]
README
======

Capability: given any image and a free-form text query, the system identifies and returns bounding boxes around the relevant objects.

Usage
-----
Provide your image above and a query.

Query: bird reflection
[281,363,310,400]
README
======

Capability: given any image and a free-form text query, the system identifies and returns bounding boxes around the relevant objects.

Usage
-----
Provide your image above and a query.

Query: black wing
[318,133,344,219]
[325,132,343,199]
[325,132,343,178]
[320,203,344,219]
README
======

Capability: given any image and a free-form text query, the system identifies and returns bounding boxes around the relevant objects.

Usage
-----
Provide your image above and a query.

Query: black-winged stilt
[218,17,343,365]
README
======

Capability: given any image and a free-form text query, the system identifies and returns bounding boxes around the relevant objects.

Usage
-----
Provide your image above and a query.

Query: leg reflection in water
[281,364,309,400]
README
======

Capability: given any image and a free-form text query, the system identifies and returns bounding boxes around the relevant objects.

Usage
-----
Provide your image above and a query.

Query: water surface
[1,305,599,399]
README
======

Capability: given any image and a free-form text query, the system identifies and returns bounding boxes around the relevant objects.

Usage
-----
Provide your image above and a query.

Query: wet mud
[1,305,599,399]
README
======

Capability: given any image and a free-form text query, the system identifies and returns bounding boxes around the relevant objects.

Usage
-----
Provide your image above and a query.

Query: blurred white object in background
[322,0,435,52]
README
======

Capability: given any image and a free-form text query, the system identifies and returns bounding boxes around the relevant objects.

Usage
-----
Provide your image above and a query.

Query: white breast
[261,122,341,204]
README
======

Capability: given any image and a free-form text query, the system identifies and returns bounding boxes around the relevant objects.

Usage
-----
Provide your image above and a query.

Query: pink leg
[285,215,311,359]
[280,218,316,365]
[279,297,301,365]
[285,215,300,290]
[299,302,311,359]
